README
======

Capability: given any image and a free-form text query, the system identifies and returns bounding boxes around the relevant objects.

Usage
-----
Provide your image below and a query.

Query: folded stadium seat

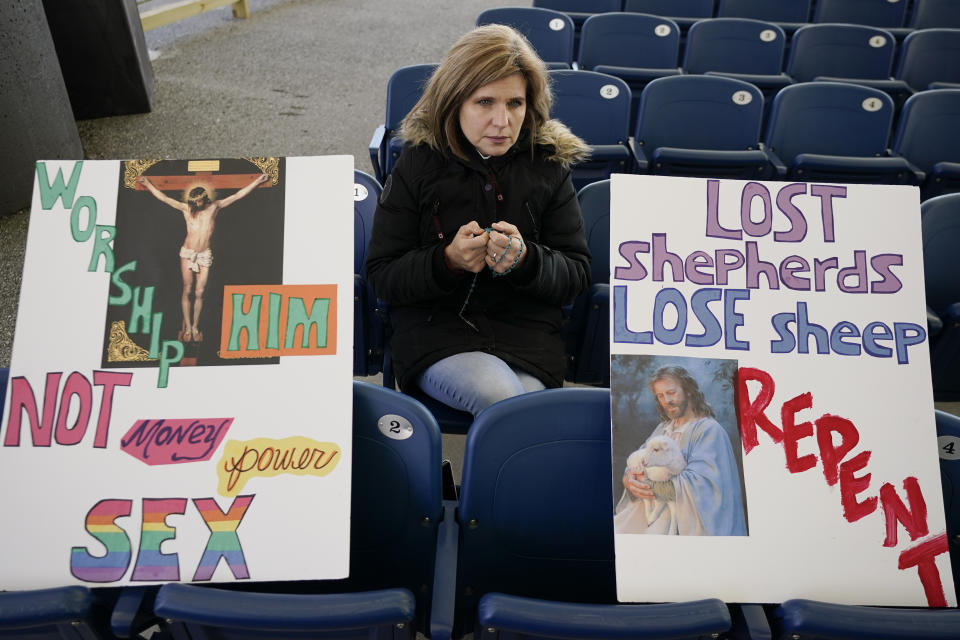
[937,409,960,595]
[563,179,610,386]
[548,69,633,190]
[770,599,960,639]
[895,28,960,91]
[631,74,784,179]
[921,193,960,401]
[0,586,121,639]
[683,17,793,112]
[353,170,385,377]
[910,0,960,29]
[477,7,575,70]
[442,387,757,639]
[892,89,960,199]
[533,0,623,57]
[716,0,812,37]
[763,81,923,184]
[623,0,715,32]
[786,24,914,111]
[143,381,448,639]
[368,63,437,183]
[813,0,913,40]
[576,12,683,127]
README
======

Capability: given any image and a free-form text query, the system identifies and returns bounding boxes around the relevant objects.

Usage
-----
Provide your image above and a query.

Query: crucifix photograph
[103,158,286,368]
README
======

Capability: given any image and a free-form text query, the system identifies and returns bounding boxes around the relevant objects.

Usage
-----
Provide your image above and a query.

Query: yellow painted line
[140,0,250,32]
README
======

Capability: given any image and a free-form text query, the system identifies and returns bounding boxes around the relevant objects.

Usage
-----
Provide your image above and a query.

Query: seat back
[578,12,680,71]
[936,410,960,597]
[764,82,895,164]
[635,74,764,152]
[892,89,960,174]
[921,193,960,316]
[623,0,714,20]
[911,0,960,29]
[895,28,960,91]
[354,170,384,376]
[380,63,437,180]
[549,69,632,144]
[548,69,633,188]
[684,17,786,75]
[533,0,622,14]
[579,180,611,287]
[564,181,610,385]
[717,0,811,23]
[353,170,380,278]
[787,24,897,83]
[348,381,443,601]
[813,0,908,28]
[454,387,616,636]
[477,7,575,69]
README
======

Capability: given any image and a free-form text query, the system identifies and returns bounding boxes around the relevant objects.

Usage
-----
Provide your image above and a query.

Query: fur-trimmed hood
[399,116,591,168]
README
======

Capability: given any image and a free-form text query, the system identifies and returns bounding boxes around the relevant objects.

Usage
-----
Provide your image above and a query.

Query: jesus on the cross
[138,172,269,343]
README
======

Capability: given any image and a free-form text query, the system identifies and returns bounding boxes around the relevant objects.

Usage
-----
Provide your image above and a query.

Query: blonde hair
[400,24,554,162]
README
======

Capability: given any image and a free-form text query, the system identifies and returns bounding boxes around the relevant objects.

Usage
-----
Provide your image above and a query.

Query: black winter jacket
[366,135,591,392]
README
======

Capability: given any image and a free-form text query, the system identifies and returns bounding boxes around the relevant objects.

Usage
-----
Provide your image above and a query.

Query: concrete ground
[0,0,956,454]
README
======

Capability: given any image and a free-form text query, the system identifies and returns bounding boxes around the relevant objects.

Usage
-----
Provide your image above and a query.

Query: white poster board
[0,156,354,588]
[610,174,955,607]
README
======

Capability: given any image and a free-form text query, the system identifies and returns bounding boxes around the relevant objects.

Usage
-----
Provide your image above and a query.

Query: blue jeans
[417,352,546,416]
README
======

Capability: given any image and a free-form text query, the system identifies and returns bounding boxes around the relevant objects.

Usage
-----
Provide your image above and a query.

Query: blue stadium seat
[146,380,452,638]
[533,0,622,27]
[813,0,910,32]
[716,0,812,35]
[368,63,437,183]
[786,24,913,110]
[632,74,782,179]
[477,7,575,69]
[910,0,960,29]
[533,0,623,56]
[895,28,960,91]
[623,0,715,31]
[153,585,416,639]
[764,81,923,184]
[446,387,737,639]
[548,69,633,190]
[684,17,790,83]
[0,586,118,639]
[577,12,682,126]
[145,380,446,638]
[938,409,960,595]
[922,193,960,401]
[892,89,960,199]
[564,179,610,386]
[770,599,960,639]
[354,170,385,377]
[684,17,792,125]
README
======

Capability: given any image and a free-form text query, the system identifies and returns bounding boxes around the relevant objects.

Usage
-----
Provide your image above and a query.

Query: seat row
[534,0,960,36]
[370,69,960,200]
[1,374,958,639]
[479,9,960,112]
[492,7,960,92]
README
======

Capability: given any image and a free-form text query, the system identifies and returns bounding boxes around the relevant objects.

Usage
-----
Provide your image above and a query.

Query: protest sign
[1,156,354,588]
[610,174,955,607]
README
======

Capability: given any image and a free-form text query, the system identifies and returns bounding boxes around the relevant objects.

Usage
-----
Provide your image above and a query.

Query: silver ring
[492,252,497,259]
